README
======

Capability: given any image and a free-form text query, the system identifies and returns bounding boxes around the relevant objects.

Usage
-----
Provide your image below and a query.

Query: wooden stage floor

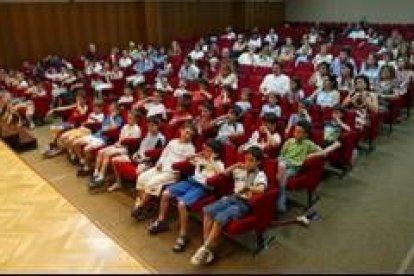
[0,141,152,274]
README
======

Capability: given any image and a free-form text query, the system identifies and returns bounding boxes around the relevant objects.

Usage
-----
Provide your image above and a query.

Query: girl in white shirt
[133,123,196,218]
[91,111,142,185]
[312,44,333,68]
[239,112,281,152]
[119,50,133,69]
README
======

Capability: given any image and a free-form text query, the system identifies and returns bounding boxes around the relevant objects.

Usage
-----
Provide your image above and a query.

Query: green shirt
[280,138,321,167]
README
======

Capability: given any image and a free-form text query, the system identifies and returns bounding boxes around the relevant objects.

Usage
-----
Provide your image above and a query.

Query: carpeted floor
[16,116,414,273]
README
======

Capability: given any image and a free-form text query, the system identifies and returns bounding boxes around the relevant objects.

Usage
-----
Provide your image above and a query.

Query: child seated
[260,92,281,118]
[117,87,134,106]
[154,77,173,94]
[89,111,141,188]
[195,102,215,135]
[131,122,196,220]
[192,79,213,103]
[191,146,267,265]
[43,92,89,157]
[276,120,323,213]
[132,91,167,120]
[285,99,312,137]
[59,101,105,158]
[213,86,232,109]
[235,88,252,115]
[72,102,124,176]
[147,139,224,252]
[214,105,245,143]
[322,105,351,154]
[239,113,281,152]
[169,96,193,126]
[173,80,190,98]
[109,116,166,192]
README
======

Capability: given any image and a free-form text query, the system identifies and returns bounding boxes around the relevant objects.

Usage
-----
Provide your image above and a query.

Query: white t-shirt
[189,50,205,61]
[156,139,195,172]
[248,38,262,49]
[260,104,281,117]
[192,157,225,185]
[144,102,167,119]
[216,73,238,90]
[119,57,133,68]
[264,33,279,46]
[119,124,141,141]
[313,54,333,67]
[233,168,267,195]
[260,74,291,96]
[217,122,244,142]
[238,52,259,66]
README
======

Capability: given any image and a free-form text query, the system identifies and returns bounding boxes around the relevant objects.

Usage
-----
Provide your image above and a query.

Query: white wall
[286,0,414,23]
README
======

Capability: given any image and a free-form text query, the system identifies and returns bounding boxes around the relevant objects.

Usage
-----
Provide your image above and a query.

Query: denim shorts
[168,177,208,206]
[278,157,301,177]
[203,195,250,227]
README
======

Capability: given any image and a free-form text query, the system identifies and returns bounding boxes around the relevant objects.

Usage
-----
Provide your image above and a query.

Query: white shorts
[136,167,178,196]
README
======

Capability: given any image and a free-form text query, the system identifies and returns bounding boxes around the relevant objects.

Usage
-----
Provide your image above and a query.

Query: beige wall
[286,0,414,23]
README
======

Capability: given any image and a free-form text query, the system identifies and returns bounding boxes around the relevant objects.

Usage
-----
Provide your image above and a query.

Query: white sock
[80,158,85,165]
[83,165,89,171]
[93,169,99,177]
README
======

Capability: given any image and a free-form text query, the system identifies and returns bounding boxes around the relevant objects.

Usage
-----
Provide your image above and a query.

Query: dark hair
[290,76,302,90]
[379,65,396,80]
[230,104,243,118]
[325,74,338,90]
[181,121,197,134]
[198,78,209,87]
[147,116,161,126]
[205,139,223,156]
[296,120,312,136]
[342,62,355,78]
[246,146,264,162]
[317,61,330,72]
[354,75,370,88]
[262,112,278,123]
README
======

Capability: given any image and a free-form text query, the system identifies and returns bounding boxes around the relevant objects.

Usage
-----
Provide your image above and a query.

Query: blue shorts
[203,195,250,227]
[278,157,301,177]
[167,177,208,206]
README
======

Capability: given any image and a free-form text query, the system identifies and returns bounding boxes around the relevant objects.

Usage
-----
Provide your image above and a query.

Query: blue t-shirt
[93,114,124,142]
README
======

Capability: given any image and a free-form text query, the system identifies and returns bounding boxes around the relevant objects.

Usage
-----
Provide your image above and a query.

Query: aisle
[0,141,152,273]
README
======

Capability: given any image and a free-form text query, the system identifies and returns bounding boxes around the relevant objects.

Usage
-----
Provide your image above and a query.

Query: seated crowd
[0,21,413,266]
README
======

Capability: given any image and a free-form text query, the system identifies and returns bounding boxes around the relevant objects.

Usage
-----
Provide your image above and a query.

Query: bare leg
[157,191,171,221]
[177,201,189,237]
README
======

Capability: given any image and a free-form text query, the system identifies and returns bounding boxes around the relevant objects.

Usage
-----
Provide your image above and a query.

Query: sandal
[147,220,169,234]
[172,235,189,253]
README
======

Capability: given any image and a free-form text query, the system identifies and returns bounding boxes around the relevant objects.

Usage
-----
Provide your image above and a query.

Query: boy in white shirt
[260,92,282,118]
[174,80,190,98]
[259,62,290,96]
[90,111,141,187]
[131,123,196,220]
[191,146,267,265]
[237,47,259,66]
[147,139,225,253]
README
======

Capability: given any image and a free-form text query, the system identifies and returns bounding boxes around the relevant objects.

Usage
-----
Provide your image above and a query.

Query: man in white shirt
[264,28,279,48]
[237,47,259,66]
[259,62,291,96]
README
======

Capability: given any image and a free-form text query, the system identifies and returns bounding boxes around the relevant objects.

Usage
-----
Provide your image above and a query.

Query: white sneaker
[107,182,122,192]
[190,246,214,265]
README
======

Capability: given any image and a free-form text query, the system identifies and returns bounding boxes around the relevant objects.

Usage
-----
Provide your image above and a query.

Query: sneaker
[147,220,169,235]
[29,122,35,129]
[46,148,62,158]
[190,246,214,265]
[41,145,51,156]
[107,182,122,192]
